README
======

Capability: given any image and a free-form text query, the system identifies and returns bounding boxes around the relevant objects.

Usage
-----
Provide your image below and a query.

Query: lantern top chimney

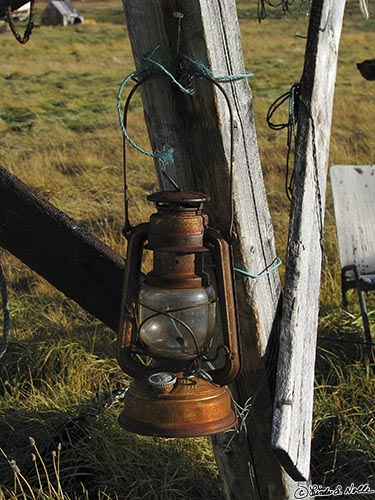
[147,191,210,212]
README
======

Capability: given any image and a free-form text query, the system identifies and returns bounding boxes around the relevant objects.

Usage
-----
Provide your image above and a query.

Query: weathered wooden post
[121,0,346,497]
[272,0,346,482]
[0,0,348,497]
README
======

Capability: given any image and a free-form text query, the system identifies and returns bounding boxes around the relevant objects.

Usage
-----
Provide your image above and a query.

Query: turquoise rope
[143,47,195,96]
[235,257,282,280]
[181,52,254,82]
[116,69,175,170]
[0,265,10,359]
[207,256,282,280]
[117,46,254,169]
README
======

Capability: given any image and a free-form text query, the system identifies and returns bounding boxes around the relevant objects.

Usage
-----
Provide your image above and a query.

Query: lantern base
[119,373,236,437]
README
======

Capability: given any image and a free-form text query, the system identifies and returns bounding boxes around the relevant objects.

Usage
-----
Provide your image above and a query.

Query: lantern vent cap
[147,191,210,207]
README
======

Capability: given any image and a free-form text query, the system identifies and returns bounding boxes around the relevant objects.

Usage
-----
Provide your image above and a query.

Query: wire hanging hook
[173,11,184,57]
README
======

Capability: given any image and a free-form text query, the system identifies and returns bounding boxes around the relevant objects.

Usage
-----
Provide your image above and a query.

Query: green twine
[0,265,10,359]
[143,47,195,96]
[181,52,254,82]
[117,46,254,170]
[235,257,282,279]
[208,256,282,279]
[116,69,175,171]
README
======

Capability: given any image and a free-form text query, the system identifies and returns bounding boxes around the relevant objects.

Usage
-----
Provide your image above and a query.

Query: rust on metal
[204,228,241,385]
[117,190,241,436]
[119,372,236,437]
[146,191,209,253]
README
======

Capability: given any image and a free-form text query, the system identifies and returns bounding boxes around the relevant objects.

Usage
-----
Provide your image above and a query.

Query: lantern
[117,190,240,437]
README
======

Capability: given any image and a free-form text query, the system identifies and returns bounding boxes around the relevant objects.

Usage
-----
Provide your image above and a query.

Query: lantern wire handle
[121,72,182,237]
[122,74,154,237]
[120,65,237,241]
[161,171,181,191]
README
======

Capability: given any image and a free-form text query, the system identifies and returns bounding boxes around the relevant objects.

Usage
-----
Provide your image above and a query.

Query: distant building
[41,0,83,26]
[12,1,30,21]
[0,0,31,20]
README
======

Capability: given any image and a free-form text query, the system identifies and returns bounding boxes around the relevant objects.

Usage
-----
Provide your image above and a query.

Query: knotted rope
[117,46,254,172]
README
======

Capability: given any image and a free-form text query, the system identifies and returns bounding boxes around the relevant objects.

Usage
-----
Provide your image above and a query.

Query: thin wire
[223,301,282,450]
[257,0,292,21]
[196,74,236,241]
[120,72,168,235]
[122,73,141,236]
[0,265,10,359]
[138,298,217,315]
[117,70,175,166]
[136,300,213,356]
[225,392,256,447]
[266,83,300,200]
[144,48,195,96]
[299,97,324,253]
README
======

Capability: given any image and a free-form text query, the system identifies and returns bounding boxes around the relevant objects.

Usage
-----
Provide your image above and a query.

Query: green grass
[0,1,374,498]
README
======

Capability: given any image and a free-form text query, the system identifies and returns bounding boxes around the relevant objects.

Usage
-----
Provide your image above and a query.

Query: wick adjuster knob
[148,372,177,394]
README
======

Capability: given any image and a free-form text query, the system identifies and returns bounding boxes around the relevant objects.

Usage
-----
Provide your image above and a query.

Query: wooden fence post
[272,0,346,482]
[122,1,308,498]
[0,0,347,496]
[0,167,124,332]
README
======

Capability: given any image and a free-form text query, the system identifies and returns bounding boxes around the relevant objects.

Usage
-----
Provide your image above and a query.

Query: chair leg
[342,265,373,358]
[342,288,348,308]
[357,289,371,342]
[341,269,350,308]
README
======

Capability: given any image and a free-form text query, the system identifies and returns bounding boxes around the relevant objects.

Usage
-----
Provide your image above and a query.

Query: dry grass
[0,0,374,498]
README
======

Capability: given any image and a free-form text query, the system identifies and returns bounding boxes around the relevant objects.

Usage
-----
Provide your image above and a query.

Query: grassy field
[0,0,374,498]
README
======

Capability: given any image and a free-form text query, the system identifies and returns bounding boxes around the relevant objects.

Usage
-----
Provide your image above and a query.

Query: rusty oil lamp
[117,189,240,437]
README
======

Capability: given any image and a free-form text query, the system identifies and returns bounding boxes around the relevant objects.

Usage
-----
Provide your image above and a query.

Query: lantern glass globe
[138,284,216,359]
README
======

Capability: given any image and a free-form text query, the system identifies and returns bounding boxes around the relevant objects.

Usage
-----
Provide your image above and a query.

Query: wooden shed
[41,0,83,26]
